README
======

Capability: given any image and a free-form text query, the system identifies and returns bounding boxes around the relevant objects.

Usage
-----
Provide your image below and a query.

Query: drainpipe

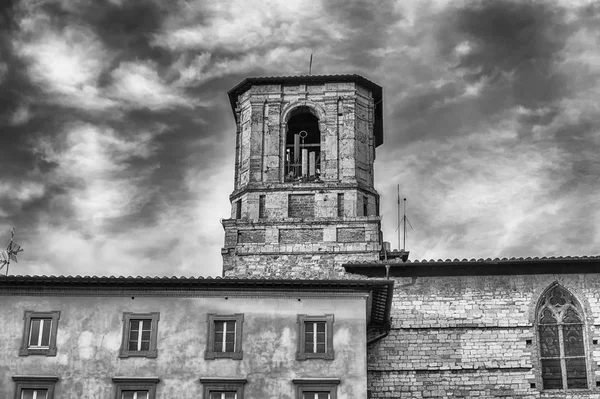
[367,328,389,346]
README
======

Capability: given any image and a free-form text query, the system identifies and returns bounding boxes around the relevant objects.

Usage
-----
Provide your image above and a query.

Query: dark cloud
[322,0,399,69]
[445,0,571,108]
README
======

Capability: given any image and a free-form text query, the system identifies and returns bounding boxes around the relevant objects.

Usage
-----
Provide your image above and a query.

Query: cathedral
[1,74,599,398]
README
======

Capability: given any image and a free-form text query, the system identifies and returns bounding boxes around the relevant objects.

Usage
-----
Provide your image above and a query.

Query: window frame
[535,285,590,391]
[199,378,246,399]
[205,314,244,360]
[19,311,61,356]
[119,312,160,358]
[297,314,334,360]
[112,377,159,399]
[293,378,339,399]
[12,375,58,399]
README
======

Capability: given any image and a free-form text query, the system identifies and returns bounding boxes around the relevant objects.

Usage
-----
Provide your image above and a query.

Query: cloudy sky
[0,0,598,277]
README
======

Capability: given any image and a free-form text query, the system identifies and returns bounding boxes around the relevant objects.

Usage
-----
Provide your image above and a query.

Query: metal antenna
[0,227,24,276]
[397,185,401,251]
[395,186,413,251]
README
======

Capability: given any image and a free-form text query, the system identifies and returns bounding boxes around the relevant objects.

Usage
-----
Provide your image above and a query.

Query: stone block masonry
[222,76,383,279]
[366,273,600,398]
[237,230,265,244]
[337,227,365,242]
[288,194,315,218]
[280,228,323,243]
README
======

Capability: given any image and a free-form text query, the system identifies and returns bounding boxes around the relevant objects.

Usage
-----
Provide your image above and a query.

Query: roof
[228,74,384,146]
[0,275,393,329]
[344,255,600,277]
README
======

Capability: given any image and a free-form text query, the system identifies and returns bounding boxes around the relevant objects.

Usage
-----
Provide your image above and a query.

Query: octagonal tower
[222,75,384,277]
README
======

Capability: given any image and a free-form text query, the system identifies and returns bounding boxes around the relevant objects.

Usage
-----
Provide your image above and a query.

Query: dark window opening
[337,194,344,218]
[259,195,266,219]
[235,200,242,220]
[363,196,368,216]
[286,107,321,182]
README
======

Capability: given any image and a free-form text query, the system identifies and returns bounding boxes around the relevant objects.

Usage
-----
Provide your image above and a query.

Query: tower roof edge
[227,74,384,146]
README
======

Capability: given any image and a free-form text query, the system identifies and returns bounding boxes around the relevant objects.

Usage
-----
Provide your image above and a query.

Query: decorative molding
[205,313,244,360]
[199,378,248,384]
[112,377,160,383]
[0,288,371,299]
[119,312,160,358]
[19,310,60,357]
[297,314,335,361]
[12,376,59,382]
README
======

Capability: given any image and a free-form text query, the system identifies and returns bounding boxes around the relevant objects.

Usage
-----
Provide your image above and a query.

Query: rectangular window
[258,195,266,218]
[337,194,344,217]
[13,376,58,399]
[303,393,330,399]
[235,200,242,219]
[19,311,60,356]
[200,378,246,399]
[113,377,158,399]
[120,313,159,358]
[214,320,236,352]
[29,319,52,348]
[363,196,368,216]
[121,391,149,399]
[21,389,48,399]
[304,321,326,354]
[210,392,237,399]
[128,320,152,352]
[297,314,334,360]
[205,314,244,360]
[293,379,339,399]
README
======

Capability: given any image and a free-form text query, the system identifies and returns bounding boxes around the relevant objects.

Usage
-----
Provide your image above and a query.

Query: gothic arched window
[537,285,588,390]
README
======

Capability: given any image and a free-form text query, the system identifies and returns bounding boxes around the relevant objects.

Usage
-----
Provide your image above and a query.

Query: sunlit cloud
[108,60,198,110]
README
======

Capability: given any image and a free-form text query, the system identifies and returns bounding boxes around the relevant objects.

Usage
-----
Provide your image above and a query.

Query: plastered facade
[222,78,383,277]
[366,273,600,398]
[0,290,369,398]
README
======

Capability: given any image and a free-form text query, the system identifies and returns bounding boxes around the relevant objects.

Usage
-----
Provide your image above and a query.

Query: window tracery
[537,285,588,390]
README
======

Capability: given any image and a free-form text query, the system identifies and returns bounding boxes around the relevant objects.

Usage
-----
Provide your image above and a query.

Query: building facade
[347,256,600,398]
[0,276,392,398]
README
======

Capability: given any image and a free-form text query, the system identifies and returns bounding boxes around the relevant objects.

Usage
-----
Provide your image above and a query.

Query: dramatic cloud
[0,0,598,278]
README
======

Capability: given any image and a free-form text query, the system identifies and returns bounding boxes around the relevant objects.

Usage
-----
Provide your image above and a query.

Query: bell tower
[222,75,384,277]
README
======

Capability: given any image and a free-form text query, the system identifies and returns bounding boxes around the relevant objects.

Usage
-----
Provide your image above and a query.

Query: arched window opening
[537,285,588,390]
[285,107,321,182]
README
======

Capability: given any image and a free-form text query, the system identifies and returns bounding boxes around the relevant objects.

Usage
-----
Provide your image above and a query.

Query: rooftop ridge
[348,254,600,265]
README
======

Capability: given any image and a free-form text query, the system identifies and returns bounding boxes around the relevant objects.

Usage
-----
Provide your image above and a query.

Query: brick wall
[280,228,323,243]
[288,194,315,218]
[337,227,365,242]
[367,274,600,398]
[238,230,266,244]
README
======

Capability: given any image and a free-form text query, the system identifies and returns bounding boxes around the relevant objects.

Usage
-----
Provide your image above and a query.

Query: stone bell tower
[221,75,384,277]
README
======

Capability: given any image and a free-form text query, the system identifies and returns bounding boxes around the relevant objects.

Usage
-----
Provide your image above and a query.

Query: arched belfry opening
[285,106,321,181]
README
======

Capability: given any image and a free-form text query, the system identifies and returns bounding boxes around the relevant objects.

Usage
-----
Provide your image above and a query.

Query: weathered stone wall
[337,227,366,242]
[224,253,378,279]
[367,273,600,398]
[223,78,382,279]
[237,230,265,244]
[222,217,381,277]
[288,194,315,218]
